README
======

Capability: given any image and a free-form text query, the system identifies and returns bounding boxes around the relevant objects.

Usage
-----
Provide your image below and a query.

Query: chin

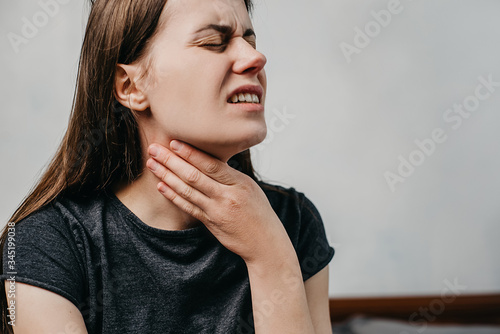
[188,127,267,162]
[233,126,268,152]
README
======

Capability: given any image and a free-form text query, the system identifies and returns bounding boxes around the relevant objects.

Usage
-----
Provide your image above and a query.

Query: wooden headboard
[329,294,500,324]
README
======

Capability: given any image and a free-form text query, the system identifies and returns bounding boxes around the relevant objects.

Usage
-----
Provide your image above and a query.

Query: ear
[114,64,150,111]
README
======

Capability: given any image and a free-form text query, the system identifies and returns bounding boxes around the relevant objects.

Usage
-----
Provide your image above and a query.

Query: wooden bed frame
[329,294,500,325]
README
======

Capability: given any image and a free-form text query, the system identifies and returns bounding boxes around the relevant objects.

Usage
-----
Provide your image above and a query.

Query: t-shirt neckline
[105,190,209,239]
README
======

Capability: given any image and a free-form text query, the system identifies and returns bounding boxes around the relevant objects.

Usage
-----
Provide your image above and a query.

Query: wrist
[242,217,298,270]
[244,242,301,278]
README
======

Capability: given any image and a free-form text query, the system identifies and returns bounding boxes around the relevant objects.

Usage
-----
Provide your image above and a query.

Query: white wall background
[1,0,499,298]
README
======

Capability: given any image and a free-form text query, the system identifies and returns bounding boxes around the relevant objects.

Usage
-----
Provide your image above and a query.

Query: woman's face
[135,0,267,161]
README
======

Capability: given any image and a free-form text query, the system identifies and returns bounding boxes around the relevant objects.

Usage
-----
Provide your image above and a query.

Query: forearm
[245,243,315,334]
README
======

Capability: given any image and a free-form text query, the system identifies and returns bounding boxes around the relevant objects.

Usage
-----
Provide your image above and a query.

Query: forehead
[162,0,252,33]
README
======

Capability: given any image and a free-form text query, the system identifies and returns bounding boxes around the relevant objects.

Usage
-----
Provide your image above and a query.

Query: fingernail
[170,140,182,151]
[158,183,168,193]
[147,159,159,171]
[149,145,159,157]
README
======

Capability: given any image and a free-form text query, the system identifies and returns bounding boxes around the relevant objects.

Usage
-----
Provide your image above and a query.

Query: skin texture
[5,282,87,333]
[117,0,268,162]
[112,0,269,232]
[9,0,332,333]
[145,139,332,333]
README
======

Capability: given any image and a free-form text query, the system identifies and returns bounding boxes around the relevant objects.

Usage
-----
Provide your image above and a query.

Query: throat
[112,174,201,231]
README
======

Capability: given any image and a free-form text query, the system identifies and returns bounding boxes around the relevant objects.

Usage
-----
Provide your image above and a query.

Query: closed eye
[245,38,257,49]
[202,43,227,52]
[197,34,229,51]
[203,43,225,47]
[204,38,255,49]
[192,25,258,52]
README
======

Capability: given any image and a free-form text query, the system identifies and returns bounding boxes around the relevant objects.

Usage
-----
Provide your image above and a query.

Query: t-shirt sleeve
[296,193,335,281]
[1,206,86,307]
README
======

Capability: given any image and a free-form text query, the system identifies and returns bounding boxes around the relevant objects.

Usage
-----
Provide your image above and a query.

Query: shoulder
[0,194,107,309]
[257,181,334,281]
[257,180,322,232]
[11,191,110,246]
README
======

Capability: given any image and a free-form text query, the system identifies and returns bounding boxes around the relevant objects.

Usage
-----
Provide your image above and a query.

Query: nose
[231,38,267,75]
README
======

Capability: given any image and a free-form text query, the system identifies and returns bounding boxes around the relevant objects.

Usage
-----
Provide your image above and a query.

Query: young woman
[0,0,334,333]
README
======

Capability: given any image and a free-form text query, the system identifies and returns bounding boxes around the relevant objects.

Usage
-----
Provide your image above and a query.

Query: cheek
[143,53,266,148]
[148,56,227,120]
[145,84,227,146]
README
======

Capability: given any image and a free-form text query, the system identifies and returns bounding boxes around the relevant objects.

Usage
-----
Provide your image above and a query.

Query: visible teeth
[229,93,260,104]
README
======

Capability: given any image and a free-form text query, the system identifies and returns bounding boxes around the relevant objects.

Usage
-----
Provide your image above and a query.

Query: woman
[1,0,334,333]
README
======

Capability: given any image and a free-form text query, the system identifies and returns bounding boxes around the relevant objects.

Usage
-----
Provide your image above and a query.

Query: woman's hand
[146,140,294,264]
[147,140,318,333]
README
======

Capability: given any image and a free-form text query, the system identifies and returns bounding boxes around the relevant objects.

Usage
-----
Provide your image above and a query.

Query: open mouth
[228,93,260,104]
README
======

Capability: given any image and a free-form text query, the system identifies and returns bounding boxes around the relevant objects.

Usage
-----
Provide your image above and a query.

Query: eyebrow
[194,24,256,38]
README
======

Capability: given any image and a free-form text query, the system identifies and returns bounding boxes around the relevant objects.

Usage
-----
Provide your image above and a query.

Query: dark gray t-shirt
[2,181,334,333]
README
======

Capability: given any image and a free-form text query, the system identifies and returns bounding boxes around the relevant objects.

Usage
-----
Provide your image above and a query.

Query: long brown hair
[1,0,255,332]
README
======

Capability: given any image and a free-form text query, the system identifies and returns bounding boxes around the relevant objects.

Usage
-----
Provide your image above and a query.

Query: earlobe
[114,64,149,111]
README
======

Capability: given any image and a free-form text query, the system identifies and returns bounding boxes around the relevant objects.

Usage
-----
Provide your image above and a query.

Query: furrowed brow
[194,25,256,38]
[194,24,234,35]
[243,28,256,38]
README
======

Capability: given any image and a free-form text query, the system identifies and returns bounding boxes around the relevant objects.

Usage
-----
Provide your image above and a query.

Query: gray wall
[1,0,499,297]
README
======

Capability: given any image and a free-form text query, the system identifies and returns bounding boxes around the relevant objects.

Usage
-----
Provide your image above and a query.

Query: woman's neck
[112,168,201,231]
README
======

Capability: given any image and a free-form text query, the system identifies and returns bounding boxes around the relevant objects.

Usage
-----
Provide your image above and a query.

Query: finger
[148,144,218,197]
[146,158,210,209]
[169,140,235,185]
[155,182,208,222]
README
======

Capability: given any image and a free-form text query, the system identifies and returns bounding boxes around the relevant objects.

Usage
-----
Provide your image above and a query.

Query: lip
[227,101,265,113]
[227,84,264,104]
